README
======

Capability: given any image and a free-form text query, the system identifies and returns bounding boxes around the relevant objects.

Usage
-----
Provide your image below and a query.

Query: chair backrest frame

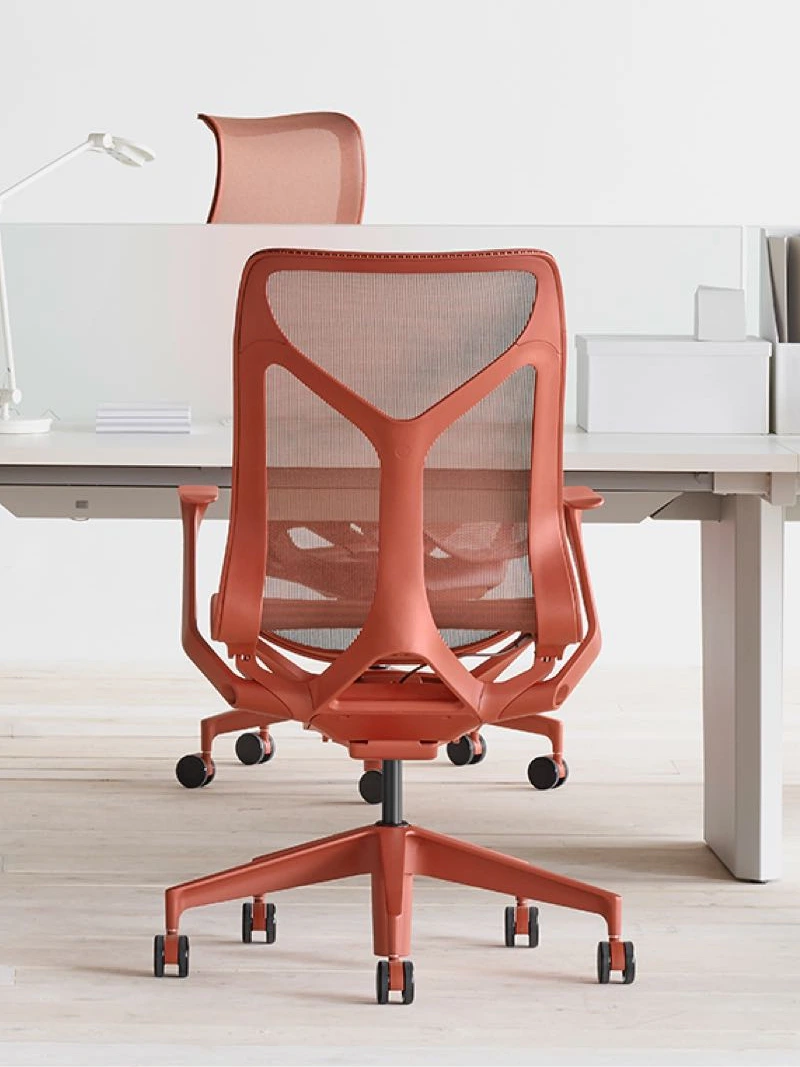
[212,249,582,717]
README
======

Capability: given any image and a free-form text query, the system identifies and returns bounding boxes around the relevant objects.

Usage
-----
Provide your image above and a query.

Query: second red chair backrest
[199,112,366,224]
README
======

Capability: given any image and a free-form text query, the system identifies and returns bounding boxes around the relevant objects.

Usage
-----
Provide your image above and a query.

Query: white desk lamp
[0,133,155,433]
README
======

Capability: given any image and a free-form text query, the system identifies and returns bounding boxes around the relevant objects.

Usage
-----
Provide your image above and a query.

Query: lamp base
[0,415,52,434]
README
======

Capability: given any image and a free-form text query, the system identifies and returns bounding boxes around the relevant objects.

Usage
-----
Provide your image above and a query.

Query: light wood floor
[0,666,798,1067]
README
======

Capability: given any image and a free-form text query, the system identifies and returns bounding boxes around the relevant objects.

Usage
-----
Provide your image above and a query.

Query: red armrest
[179,485,220,507]
[563,486,603,511]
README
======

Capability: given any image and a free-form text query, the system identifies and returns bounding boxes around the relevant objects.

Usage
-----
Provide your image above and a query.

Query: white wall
[2,0,800,667]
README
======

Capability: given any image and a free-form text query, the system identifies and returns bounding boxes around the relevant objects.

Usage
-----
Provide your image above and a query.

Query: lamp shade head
[87,133,155,167]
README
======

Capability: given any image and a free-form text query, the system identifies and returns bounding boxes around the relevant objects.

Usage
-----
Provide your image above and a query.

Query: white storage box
[771,342,800,433]
[575,334,771,434]
[693,286,747,341]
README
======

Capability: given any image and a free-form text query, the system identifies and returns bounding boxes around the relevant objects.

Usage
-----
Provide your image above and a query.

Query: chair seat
[259,597,534,634]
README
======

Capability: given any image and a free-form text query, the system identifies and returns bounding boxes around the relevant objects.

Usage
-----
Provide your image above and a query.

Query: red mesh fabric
[423,367,535,639]
[260,271,536,652]
[265,366,378,651]
[201,113,365,224]
[266,270,535,418]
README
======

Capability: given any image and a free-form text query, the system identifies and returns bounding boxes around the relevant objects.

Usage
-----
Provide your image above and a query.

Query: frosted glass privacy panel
[576,335,770,434]
[0,224,746,422]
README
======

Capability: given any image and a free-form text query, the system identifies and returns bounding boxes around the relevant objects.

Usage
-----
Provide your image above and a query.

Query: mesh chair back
[214,250,580,680]
[264,269,534,651]
[200,112,365,223]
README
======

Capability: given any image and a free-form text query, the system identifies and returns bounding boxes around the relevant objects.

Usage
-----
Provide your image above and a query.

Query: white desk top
[771,437,800,456]
[561,430,798,472]
[0,424,233,469]
[0,425,797,474]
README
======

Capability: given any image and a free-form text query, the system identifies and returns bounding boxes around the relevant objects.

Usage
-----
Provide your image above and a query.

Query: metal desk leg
[701,494,784,881]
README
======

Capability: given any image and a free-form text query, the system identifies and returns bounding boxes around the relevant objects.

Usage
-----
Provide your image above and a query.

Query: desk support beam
[701,495,783,881]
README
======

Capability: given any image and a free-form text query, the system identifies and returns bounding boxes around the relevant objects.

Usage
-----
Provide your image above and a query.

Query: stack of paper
[95,403,192,434]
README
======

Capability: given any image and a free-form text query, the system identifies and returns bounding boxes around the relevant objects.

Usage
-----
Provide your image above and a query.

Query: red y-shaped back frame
[208,249,594,745]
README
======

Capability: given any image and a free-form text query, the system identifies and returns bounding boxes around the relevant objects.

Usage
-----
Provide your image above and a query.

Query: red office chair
[154,248,635,998]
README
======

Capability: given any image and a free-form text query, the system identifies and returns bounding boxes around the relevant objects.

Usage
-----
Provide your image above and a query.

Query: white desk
[0,424,795,883]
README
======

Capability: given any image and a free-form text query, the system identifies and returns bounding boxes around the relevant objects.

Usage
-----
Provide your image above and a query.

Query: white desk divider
[0,224,749,425]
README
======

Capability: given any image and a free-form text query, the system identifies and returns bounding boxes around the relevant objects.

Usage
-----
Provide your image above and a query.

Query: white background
[1,0,799,668]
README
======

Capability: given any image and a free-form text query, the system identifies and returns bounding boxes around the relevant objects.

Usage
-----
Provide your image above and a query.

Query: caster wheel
[504,904,539,947]
[242,900,277,944]
[177,934,190,978]
[153,934,189,977]
[235,732,276,766]
[402,960,415,1005]
[553,760,569,788]
[469,734,488,765]
[375,959,414,1004]
[153,934,165,977]
[622,940,636,984]
[241,902,253,944]
[597,940,611,984]
[597,940,635,984]
[504,905,514,947]
[358,769,383,805]
[265,904,277,944]
[376,959,389,1004]
[527,755,565,790]
[175,753,215,789]
[446,735,475,766]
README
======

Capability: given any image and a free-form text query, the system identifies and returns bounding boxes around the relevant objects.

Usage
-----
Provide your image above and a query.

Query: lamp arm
[0,140,92,206]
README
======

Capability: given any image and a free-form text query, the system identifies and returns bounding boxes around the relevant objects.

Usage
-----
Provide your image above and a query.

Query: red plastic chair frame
[211,251,595,747]
[179,251,603,765]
